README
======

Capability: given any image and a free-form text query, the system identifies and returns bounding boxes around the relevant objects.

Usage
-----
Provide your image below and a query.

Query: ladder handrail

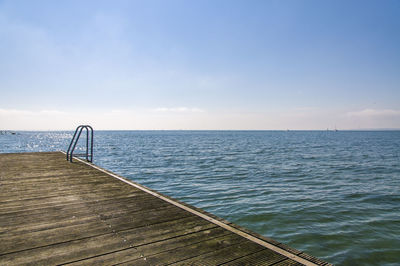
[66,125,93,162]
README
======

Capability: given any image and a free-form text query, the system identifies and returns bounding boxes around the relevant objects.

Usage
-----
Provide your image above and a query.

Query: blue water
[1,130,399,265]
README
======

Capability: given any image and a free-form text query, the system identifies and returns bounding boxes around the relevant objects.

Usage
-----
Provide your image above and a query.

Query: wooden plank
[0,204,183,239]
[0,216,217,265]
[0,193,149,215]
[272,259,304,266]
[171,240,271,265]
[70,226,231,265]
[0,233,135,265]
[0,196,173,238]
[0,193,151,216]
[120,233,244,266]
[219,249,287,265]
[64,216,218,265]
[0,193,157,221]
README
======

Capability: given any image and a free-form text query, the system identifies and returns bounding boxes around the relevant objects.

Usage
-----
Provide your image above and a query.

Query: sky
[1,0,399,130]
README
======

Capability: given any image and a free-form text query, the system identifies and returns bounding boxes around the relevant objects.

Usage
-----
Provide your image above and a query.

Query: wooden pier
[0,152,330,265]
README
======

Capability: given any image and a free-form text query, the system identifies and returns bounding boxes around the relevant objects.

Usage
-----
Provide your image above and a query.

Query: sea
[1,130,399,265]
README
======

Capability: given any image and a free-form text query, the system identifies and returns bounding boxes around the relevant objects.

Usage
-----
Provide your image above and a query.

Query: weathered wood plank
[0,193,151,216]
[0,197,174,239]
[171,239,271,265]
[219,248,288,265]
[0,193,158,220]
[272,259,304,266]
[0,233,134,265]
[0,204,183,239]
[125,233,246,265]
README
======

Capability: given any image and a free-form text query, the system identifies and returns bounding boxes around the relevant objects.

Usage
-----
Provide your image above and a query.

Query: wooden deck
[0,152,330,265]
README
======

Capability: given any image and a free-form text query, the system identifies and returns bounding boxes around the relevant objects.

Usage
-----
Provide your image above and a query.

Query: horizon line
[2,128,400,132]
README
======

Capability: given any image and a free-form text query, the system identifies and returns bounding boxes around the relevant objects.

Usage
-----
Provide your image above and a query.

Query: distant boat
[327,126,338,132]
[0,130,16,135]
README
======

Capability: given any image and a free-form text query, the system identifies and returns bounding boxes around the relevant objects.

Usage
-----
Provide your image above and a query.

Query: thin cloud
[347,109,400,117]
[0,109,67,116]
[292,107,319,111]
[153,107,205,113]
[0,108,77,130]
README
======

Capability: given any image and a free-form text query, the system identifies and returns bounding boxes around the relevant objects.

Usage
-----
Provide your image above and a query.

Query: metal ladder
[66,125,93,162]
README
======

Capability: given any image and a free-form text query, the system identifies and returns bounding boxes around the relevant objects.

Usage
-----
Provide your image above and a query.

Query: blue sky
[1,0,399,130]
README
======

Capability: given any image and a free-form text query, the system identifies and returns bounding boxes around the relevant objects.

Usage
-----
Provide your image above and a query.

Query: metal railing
[66,125,93,162]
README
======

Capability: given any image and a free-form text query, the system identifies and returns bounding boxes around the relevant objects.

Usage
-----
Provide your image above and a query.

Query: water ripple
[1,130,400,265]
